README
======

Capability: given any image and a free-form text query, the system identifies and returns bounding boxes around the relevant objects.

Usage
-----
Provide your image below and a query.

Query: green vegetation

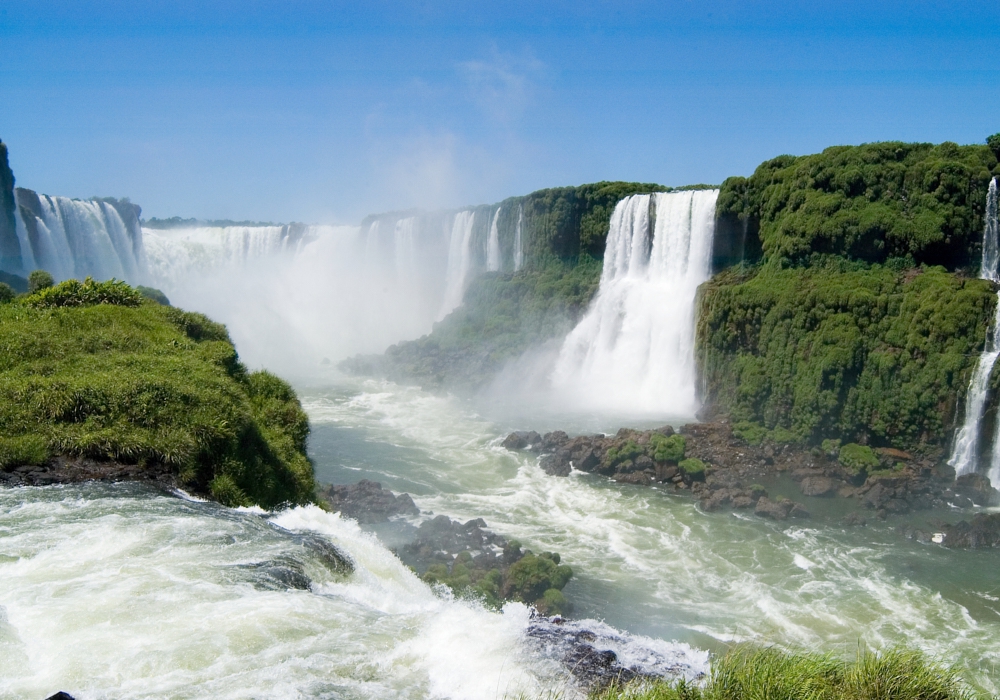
[717,141,999,270]
[838,443,881,475]
[0,283,13,304]
[606,439,645,466]
[698,262,995,448]
[0,278,314,508]
[420,544,573,615]
[678,458,706,476]
[27,269,54,293]
[650,433,686,463]
[589,645,980,700]
[136,285,171,306]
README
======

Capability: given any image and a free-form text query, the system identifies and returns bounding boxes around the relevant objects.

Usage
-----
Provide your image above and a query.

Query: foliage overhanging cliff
[699,140,1000,448]
[0,278,315,507]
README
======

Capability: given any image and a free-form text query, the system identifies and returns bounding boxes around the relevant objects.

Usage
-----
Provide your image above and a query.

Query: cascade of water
[949,179,1000,478]
[514,205,524,271]
[486,207,501,272]
[438,210,476,319]
[12,207,36,274]
[551,189,719,416]
[142,225,300,288]
[25,195,142,282]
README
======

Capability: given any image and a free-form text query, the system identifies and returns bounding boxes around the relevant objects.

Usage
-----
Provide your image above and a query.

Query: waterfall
[438,210,476,319]
[394,217,417,281]
[486,207,501,272]
[949,179,1000,478]
[16,192,145,283]
[514,204,524,271]
[551,189,719,416]
[142,225,305,288]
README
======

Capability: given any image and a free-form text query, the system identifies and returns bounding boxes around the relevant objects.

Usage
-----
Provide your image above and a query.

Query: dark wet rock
[954,473,998,507]
[45,694,76,700]
[239,557,312,591]
[754,496,794,520]
[397,515,573,614]
[942,513,1000,548]
[289,532,354,576]
[789,503,811,519]
[0,455,176,489]
[613,471,652,486]
[799,476,836,497]
[319,479,419,524]
[526,614,706,690]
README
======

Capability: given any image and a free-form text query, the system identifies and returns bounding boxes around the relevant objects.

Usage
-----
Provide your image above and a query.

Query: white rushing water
[486,208,501,272]
[142,225,310,288]
[16,194,145,283]
[513,205,524,272]
[949,178,1000,478]
[551,190,718,418]
[439,211,476,320]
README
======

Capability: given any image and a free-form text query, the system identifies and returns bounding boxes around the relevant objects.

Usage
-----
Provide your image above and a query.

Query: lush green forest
[0,277,315,508]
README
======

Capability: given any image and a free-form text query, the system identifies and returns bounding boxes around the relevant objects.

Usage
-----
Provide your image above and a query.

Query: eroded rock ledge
[504,423,995,521]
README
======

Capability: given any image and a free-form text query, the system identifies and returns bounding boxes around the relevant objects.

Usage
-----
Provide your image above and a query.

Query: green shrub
[503,553,573,604]
[0,282,14,304]
[839,443,880,475]
[136,285,171,306]
[27,269,54,293]
[606,438,645,466]
[589,645,979,700]
[678,458,706,476]
[27,277,143,308]
[733,421,768,446]
[651,433,686,462]
[821,438,842,456]
[0,435,49,469]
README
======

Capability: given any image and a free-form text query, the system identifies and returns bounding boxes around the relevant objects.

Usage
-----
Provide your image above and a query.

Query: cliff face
[0,141,23,274]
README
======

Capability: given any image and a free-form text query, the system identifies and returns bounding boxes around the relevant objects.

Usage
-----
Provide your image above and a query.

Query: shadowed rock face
[318,479,419,524]
[0,456,177,489]
[942,513,1000,548]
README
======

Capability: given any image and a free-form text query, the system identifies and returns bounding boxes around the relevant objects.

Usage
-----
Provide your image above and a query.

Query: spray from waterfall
[487,207,501,272]
[949,178,1000,479]
[551,189,718,417]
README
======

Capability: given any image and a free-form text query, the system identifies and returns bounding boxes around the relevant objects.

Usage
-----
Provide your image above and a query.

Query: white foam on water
[0,485,574,700]
[302,379,1000,693]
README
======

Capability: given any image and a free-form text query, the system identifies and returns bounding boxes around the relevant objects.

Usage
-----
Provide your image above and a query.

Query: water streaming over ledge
[551,189,719,417]
[949,178,1000,478]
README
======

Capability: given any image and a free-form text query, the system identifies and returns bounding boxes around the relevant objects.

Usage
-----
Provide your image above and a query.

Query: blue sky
[1,1,998,223]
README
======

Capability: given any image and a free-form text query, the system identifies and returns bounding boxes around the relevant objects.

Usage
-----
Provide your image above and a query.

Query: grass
[588,645,982,700]
[0,278,314,508]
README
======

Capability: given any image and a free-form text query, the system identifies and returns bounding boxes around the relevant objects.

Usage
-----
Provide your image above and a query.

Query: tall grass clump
[587,645,981,700]
[0,278,314,509]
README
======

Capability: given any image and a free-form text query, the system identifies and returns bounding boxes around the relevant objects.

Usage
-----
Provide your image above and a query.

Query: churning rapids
[6,196,1000,698]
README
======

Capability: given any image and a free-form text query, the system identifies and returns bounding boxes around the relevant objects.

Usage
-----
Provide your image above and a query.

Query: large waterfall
[514,205,524,271]
[142,224,312,288]
[486,207,501,272]
[949,178,1000,479]
[14,189,146,283]
[551,190,719,417]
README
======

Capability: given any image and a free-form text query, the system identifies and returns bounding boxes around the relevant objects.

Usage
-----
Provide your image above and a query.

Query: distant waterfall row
[552,190,719,417]
[950,178,1000,484]
[142,224,314,288]
[13,188,146,283]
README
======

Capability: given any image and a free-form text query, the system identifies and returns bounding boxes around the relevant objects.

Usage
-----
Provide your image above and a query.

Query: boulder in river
[319,479,419,523]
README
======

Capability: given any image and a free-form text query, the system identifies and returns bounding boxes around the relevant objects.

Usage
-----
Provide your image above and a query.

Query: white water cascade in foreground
[551,189,718,417]
[486,207,501,272]
[949,178,1000,478]
[15,194,145,283]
